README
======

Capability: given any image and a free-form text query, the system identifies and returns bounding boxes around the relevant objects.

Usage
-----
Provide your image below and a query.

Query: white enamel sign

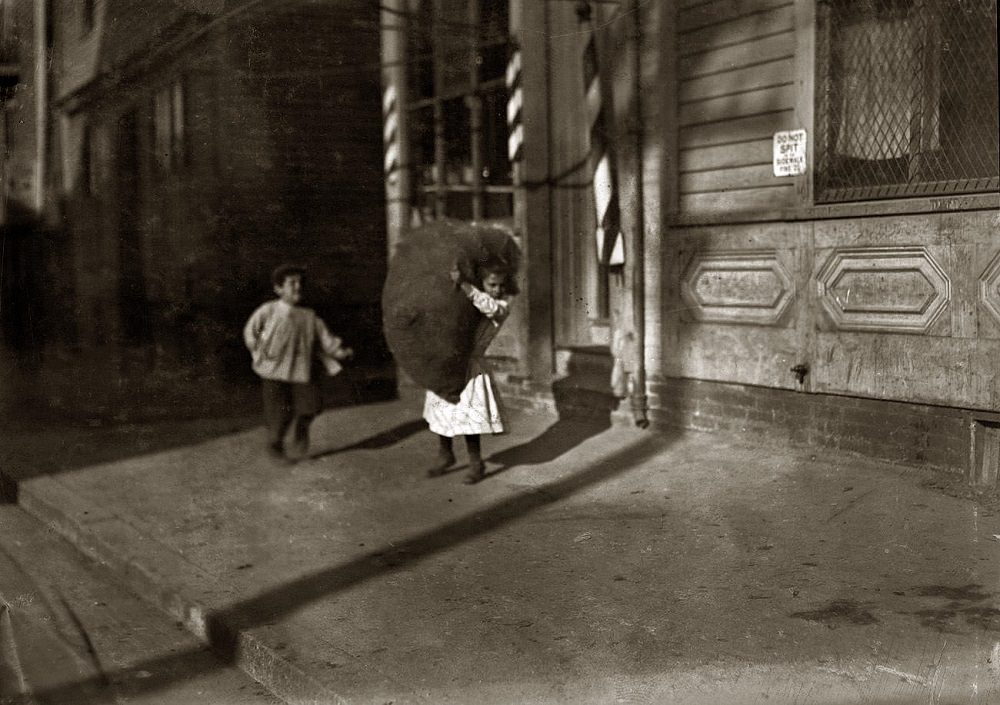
[773,129,807,177]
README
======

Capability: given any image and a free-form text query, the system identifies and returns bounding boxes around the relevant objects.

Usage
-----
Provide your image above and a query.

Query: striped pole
[382,83,399,182]
[584,34,624,266]
[506,48,524,163]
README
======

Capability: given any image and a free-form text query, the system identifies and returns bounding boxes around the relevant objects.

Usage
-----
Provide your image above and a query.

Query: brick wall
[647,376,977,475]
[495,366,980,478]
[494,349,621,422]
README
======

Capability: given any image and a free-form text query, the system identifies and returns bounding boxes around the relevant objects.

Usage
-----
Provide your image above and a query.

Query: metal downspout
[628,0,648,428]
[33,0,46,213]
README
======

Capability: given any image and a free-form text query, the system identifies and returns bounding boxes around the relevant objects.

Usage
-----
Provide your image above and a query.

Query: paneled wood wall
[661,0,1000,418]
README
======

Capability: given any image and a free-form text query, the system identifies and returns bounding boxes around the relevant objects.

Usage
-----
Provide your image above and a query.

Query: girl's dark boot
[427,434,456,477]
[463,435,485,484]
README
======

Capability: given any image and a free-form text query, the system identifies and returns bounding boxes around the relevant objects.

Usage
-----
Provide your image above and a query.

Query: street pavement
[3,389,1000,704]
[0,504,282,705]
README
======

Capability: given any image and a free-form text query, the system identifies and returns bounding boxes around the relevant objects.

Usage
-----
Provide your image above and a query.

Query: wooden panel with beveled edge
[978,249,1000,329]
[815,247,951,334]
[810,211,1000,411]
[665,223,808,390]
[681,250,794,325]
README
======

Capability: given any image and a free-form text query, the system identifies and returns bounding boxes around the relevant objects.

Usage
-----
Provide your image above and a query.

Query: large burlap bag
[382,220,519,401]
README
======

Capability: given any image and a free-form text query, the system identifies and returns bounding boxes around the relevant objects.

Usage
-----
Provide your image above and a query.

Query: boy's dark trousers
[262,379,322,456]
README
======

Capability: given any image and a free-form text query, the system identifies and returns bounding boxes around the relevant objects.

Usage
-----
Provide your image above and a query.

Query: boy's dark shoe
[266,442,294,465]
[292,436,310,461]
[292,417,313,461]
[463,460,486,485]
[426,450,456,478]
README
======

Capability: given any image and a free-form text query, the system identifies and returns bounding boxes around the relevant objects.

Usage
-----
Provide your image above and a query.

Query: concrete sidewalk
[5,391,1000,704]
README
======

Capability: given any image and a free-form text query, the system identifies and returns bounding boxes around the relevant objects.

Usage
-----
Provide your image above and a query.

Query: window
[816,0,998,202]
[3,111,12,159]
[82,0,95,34]
[153,79,186,172]
[81,123,98,195]
[405,0,513,223]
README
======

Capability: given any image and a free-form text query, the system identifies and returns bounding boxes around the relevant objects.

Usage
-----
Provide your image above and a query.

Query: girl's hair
[477,257,509,279]
[476,256,519,295]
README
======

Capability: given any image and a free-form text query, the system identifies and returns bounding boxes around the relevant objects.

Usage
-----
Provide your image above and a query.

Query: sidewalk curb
[13,473,348,705]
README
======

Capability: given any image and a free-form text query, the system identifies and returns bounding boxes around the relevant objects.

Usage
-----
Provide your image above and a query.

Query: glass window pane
[484,192,513,219]
[443,96,471,185]
[439,0,473,92]
[153,87,171,170]
[479,0,507,44]
[445,191,473,220]
[477,0,508,83]
[401,0,514,223]
[406,0,435,99]
[408,105,436,187]
[478,41,507,84]
[481,86,511,186]
[171,79,185,167]
[410,58,435,101]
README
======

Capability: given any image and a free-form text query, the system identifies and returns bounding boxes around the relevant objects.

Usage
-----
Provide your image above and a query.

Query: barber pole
[383,83,399,181]
[584,35,624,266]
[506,49,523,163]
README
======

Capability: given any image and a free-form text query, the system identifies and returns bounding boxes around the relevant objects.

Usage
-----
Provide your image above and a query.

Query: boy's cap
[272,263,306,286]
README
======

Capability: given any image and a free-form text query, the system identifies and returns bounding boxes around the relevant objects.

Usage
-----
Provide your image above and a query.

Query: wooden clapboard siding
[682,109,794,148]
[678,184,797,213]
[679,4,794,57]
[679,83,794,126]
[679,57,793,102]
[679,32,793,77]
[679,0,790,33]
[677,0,797,216]
[680,163,788,193]
[679,138,773,172]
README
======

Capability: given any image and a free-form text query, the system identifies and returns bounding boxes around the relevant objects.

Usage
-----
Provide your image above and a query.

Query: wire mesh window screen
[816,0,999,202]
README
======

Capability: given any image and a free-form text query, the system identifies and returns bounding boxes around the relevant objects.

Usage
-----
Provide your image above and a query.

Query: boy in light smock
[244,264,353,463]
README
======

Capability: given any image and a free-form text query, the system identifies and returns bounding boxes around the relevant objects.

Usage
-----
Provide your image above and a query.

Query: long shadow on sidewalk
[25,427,674,703]
[0,415,261,486]
[310,418,427,459]
[0,371,395,488]
[486,418,610,475]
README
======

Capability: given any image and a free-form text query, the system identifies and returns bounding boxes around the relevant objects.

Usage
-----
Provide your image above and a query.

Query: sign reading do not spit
[773,129,807,177]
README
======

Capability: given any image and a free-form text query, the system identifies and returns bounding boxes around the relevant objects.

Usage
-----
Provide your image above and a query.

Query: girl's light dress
[423,287,509,437]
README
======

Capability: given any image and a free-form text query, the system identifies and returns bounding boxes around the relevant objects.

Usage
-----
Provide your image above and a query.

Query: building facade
[0,0,55,354]
[2,0,392,407]
[381,0,1000,481]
